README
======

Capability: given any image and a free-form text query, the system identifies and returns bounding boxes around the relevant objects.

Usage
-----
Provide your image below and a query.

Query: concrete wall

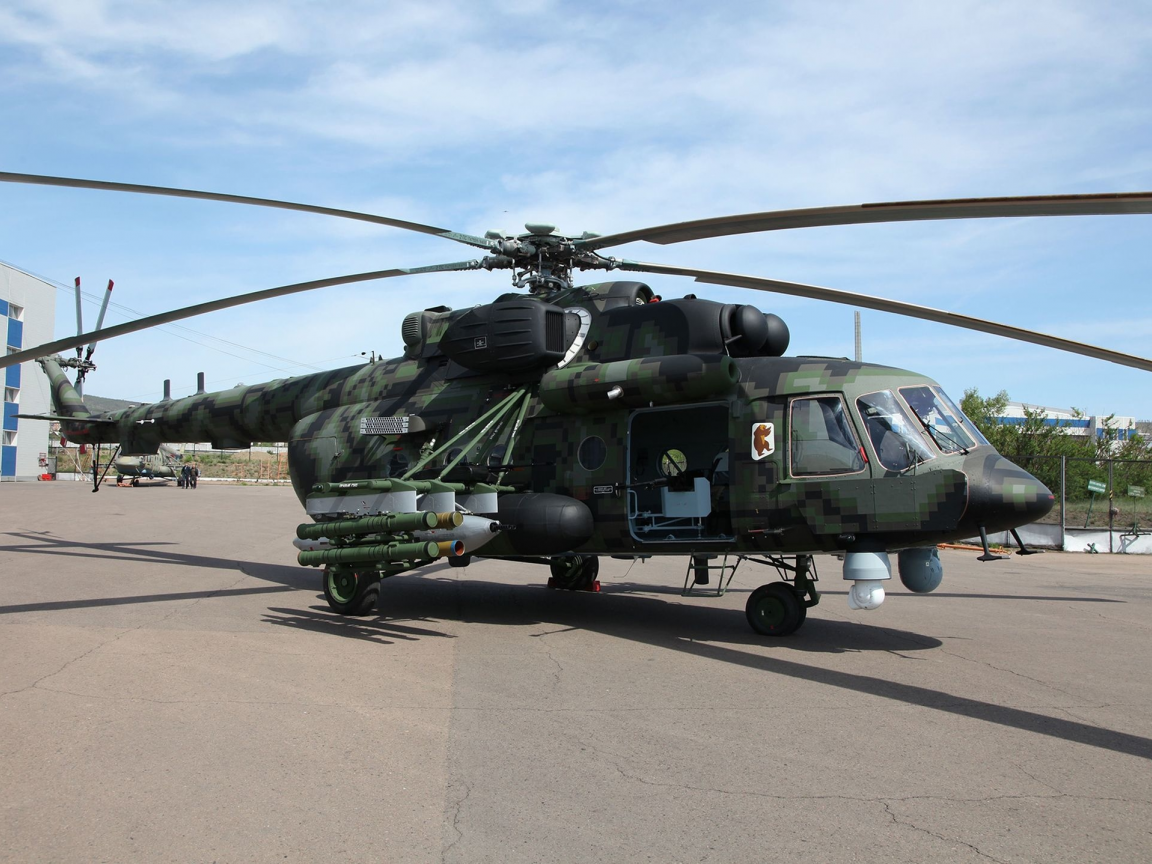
[982,523,1152,554]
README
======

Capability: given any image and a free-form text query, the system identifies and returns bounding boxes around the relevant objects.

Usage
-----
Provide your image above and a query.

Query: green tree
[961,389,1152,504]
[961,388,1014,452]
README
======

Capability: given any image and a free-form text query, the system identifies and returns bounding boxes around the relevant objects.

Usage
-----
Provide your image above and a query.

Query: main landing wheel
[548,555,600,591]
[746,582,806,636]
[323,567,381,616]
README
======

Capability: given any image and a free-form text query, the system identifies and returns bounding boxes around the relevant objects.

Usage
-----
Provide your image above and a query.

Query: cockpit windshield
[900,386,985,453]
[934,387,990,447]
[856,390,935,471]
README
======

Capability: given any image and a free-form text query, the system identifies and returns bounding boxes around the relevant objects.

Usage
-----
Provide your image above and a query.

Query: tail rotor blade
[72,277,83,360]
[83,279,115,363]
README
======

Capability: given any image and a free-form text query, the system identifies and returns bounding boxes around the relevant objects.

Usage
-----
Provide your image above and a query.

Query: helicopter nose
[964,453,1055,533]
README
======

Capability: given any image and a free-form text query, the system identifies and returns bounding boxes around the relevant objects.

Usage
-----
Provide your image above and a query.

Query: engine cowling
[439,300,582,372]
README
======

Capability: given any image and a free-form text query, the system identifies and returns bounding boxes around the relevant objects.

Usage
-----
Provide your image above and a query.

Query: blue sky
[2,0,1151,420]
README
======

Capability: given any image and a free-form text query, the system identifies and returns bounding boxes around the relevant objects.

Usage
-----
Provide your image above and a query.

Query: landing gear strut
[744,554,819,637]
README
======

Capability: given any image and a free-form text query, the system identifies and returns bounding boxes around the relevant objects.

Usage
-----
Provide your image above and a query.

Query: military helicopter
[4,171,1151,636]
[112,444,183,486]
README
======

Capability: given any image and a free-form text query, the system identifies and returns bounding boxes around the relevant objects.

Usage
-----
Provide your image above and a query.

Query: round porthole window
[578,436,607,471]
[660,448,688,476]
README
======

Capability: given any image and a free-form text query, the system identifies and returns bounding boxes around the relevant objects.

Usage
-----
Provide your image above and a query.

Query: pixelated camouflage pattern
[41,357,92,418]
[41,284,1052,562]
[538,354,737,413]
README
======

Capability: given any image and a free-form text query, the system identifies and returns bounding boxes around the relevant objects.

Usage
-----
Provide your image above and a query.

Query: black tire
[746,582,804,636]
[549,555,600,590]
[323,568,381,616]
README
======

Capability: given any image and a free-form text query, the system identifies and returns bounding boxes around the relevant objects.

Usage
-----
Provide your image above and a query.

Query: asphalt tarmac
[1,481,1150,863]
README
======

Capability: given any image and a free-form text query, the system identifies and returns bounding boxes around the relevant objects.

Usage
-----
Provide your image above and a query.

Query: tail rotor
[71,277,114,396]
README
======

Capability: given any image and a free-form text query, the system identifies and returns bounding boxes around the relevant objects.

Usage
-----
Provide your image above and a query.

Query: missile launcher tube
[298,540,441,567]
[296,510,463,540]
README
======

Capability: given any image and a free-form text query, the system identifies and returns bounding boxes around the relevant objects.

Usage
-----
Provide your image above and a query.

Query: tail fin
[38,355,93,419]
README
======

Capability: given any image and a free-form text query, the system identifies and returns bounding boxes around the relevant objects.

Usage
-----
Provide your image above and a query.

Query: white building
[999,401,1136,442]
[1,264,57,481]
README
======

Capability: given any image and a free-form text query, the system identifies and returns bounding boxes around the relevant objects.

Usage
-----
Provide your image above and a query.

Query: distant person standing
[190,464,199,489]
[181,464,191,489]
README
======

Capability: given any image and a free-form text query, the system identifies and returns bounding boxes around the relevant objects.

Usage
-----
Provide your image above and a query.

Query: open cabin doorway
[627,404,733,543]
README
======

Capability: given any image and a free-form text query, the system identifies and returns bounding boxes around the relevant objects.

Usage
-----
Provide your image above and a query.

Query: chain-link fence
[1014,455,1152,533]
[50,445,290,484]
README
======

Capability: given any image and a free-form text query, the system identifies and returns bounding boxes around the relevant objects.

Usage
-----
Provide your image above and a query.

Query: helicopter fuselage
[49,281,1052,561]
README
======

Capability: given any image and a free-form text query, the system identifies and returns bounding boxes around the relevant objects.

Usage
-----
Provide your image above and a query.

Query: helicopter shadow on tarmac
[275,567,945,655]
[260,605,457,646]
[279,572,1152,763]
[0,530,311,615]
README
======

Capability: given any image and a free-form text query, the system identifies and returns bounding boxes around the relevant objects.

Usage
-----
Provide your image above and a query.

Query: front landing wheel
[323,567,381,616]
[746,582,804,636]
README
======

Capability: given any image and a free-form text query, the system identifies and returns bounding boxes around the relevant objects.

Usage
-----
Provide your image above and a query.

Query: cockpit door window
[789,395,866,477]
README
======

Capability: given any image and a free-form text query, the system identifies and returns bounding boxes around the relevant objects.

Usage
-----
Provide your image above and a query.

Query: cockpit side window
[789,395,866,477]
[856,390,935,472]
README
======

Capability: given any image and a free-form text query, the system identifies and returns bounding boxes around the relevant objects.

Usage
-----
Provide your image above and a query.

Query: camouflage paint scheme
[41,281,1053,567]
[113,452,179,481]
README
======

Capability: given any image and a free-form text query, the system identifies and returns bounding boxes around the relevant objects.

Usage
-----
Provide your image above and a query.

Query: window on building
[3,387,16,403]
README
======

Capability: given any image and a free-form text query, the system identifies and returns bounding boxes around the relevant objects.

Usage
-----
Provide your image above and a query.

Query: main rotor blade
[584,192,1152,249]
[618,260,1152,373]
[0,171,496,252]
[0,259,482,370]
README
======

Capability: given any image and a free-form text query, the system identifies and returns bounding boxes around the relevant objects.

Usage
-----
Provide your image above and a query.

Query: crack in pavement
[1012,762,1066,796]
[881,800,1009,863]
[543,649,564,693]
[577,736,1150,806]
[0,570,254,702]
[0,626,132,700]
[934,646,1085,702]
[441,779,473,863]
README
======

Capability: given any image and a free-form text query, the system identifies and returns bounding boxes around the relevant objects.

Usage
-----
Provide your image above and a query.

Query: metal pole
[1108,459,1114,553]
[1059,454,1066,550]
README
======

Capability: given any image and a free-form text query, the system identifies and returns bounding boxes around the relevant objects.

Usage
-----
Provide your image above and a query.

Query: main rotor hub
[479,224,619,293]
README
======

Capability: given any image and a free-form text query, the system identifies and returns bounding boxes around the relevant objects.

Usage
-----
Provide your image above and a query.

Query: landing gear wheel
[746,582,804,636]
[548,555,600,591]
[323,567,381,616]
